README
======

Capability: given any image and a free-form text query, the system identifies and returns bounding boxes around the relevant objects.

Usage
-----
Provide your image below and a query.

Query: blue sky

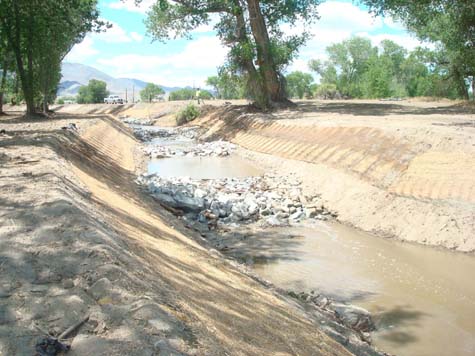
[65,0,422,87]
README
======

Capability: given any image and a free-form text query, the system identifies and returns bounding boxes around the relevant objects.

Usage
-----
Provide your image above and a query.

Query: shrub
[57,98,65,104]
[176,103,200,126]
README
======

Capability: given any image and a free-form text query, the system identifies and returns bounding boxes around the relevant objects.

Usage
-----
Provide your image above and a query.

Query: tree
[140,83,165,102]
[326,37,376,97]
[285,71,314,99]
[144,0,321,109]
[308,59,337,85]
[361,0,475,100]
[169,88,213,101]
[206,68,246,99]
[77,79,109,104]
[0,0,104,115]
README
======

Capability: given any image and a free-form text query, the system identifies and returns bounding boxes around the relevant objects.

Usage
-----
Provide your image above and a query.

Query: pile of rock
[145,140,236,158]
[133,127,175,141]
[137,173,331,227]
[121,117,155,126]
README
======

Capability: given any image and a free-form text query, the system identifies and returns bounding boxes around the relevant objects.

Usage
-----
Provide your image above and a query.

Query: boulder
[332,303,375,333]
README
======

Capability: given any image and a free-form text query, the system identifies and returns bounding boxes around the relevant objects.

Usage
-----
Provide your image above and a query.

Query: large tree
[77,79,109,104]
[285,71,314,99]
[0,0,104,115]
[140,83,165,102]
[144,0,320,109]
[361,0,475,100]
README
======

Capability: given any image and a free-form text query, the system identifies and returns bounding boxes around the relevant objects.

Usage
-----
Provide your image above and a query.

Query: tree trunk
[0,61,7,114]
[5,1,36,115]
[472,76,475,101]
[246,0,286,103]
[233,5,269,108]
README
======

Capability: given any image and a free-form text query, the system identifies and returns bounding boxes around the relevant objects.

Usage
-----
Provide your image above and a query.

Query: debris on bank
[144,140,236,158]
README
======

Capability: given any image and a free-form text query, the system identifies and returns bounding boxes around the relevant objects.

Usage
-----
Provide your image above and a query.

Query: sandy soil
[196,99,475,251]
[0,112,351,355]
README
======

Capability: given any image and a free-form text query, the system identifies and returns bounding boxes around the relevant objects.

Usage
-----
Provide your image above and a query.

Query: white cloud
[383,16,406,31]
[109,0,155,14]
[357,32,425,52]
[65,37,98,62]
[130,32,144,42]
[95,36,228,87]
[284,1,424,73]
[95,20,134,43]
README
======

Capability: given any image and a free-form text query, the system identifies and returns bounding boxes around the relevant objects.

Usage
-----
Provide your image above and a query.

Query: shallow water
[148,155,263,179]
[145,137,475,356]
[238,222,475,356]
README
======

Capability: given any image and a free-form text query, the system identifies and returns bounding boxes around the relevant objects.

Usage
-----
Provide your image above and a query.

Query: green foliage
[361,0,475,100]
[315,83,337,99]
[206,68,246,99]
[0,0,105,114]
[57,98,65,105]
[140,83,165,102]
[144,0,321,109]
[169,88,212,101]
[77,79,109,104]
[309,36,465,99]
[176,103,200,126]
[285,71,314,99]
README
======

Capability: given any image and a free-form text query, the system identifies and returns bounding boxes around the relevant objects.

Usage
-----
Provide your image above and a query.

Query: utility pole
[125,88,128,103]
[132,85,135,103]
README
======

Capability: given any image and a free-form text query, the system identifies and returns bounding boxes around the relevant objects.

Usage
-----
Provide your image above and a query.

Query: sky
[65,0,423,88]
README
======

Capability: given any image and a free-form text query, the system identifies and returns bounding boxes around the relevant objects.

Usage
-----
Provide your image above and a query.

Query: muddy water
[148,156,263,179]
[146,138,475,356]
[237,222,475,356]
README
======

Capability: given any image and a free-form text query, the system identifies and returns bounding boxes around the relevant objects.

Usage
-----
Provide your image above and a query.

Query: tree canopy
[140,83,165,102]
[77,79,109,104]
[144,0,321,109]
[285,71,314,99]
[0,0,105,115]
[308,36,463,99]
[206,68,246,100]
[360,0,475,100]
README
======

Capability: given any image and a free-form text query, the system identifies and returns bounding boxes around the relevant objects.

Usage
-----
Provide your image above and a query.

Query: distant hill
[58,62,182,98]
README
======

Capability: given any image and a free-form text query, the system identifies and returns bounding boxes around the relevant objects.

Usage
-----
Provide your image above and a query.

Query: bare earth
[0,112,350,355]
[196,99,475,252]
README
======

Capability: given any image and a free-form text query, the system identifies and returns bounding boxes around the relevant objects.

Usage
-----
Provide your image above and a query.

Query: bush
[315,83,338,99]
[176,103,200,126]
[57,98,65,104]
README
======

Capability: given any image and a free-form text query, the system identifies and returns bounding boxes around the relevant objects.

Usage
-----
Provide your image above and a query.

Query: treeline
[0,0,104,116]
[207,36,470,101]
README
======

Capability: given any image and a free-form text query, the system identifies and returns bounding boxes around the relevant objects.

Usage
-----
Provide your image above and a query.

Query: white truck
[104,95,124,104]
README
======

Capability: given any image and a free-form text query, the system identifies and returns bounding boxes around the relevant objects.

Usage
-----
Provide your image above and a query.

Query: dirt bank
[196,100,475,251]
[0,113,354,355]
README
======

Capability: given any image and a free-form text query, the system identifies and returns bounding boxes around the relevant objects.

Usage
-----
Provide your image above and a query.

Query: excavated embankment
[195,102,475,252]
[1,112,362,355]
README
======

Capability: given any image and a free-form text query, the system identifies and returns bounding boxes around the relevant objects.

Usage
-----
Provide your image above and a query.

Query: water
[232,222,475,356]
[148,155,263,179]
[146,138,475,356]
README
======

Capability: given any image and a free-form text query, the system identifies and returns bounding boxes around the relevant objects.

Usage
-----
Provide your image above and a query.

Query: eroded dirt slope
[0,113,351,355]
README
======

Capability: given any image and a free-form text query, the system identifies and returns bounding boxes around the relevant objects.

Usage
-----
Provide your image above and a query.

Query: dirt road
[197,99,475,251]
[0,112,352,355]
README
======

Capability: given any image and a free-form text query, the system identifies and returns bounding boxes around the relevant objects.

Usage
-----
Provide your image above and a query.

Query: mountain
[58,62,181,98]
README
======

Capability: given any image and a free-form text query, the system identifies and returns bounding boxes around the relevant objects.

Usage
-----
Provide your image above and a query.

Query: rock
[264,216,288,227]
[193,188,207,199]
[289,210,305,221]
[89,278,113,301]
[304,207,317,218]
[173,193,204,212]
[332,303,375,332]
[62,279,75,289]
